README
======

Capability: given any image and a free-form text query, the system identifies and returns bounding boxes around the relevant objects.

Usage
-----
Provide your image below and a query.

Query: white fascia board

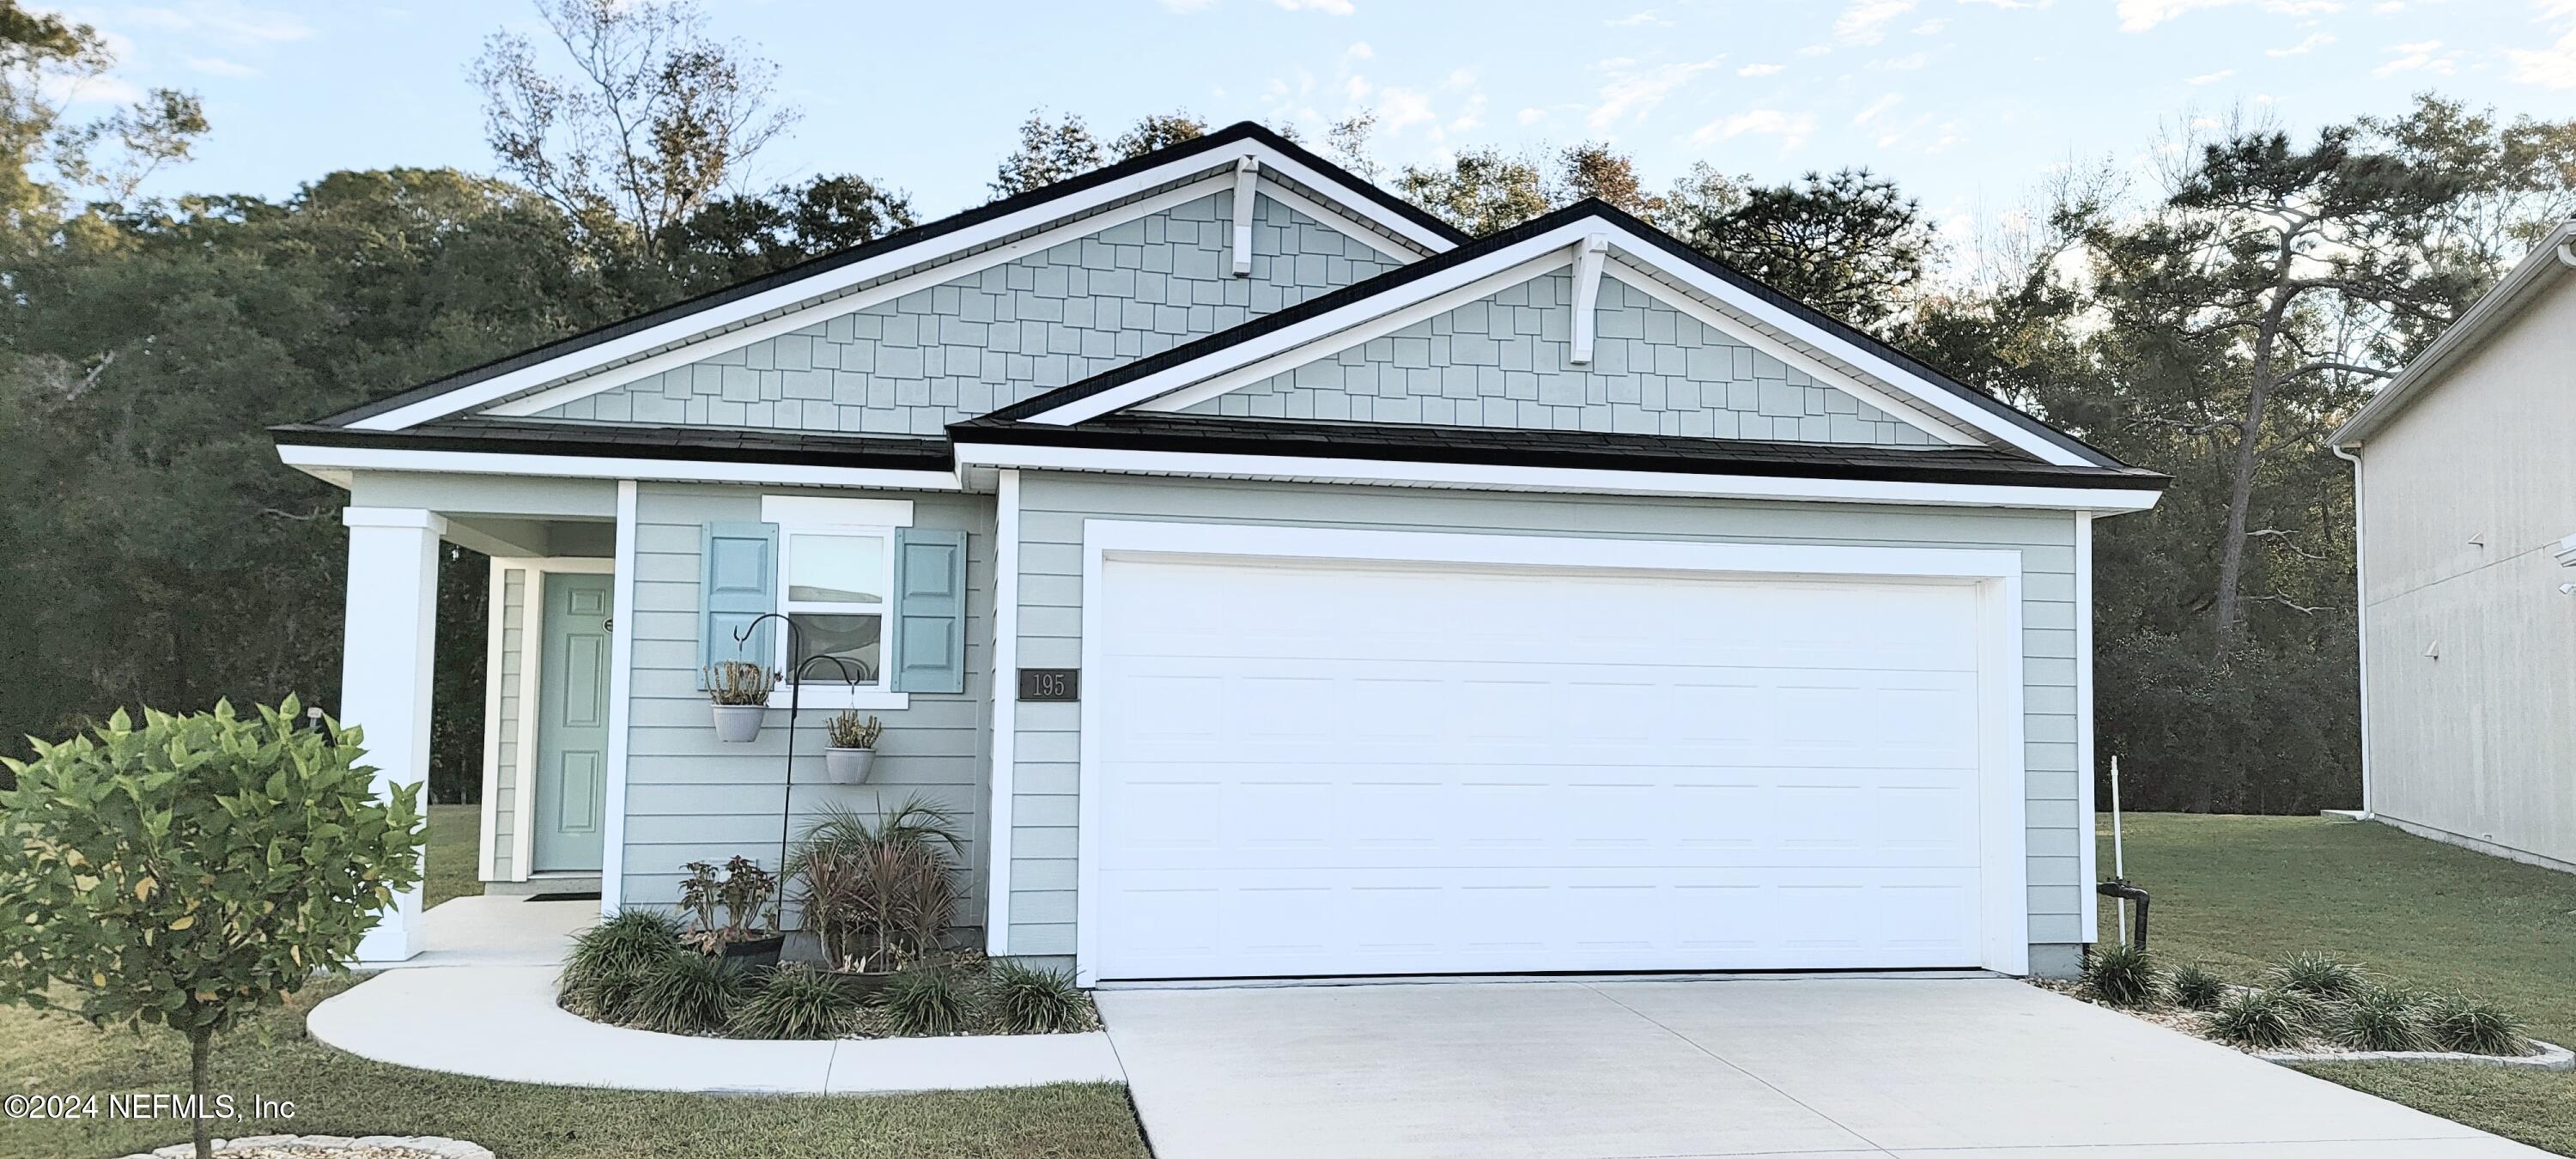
[276,441,962,492]
[950,440,2163,512]
[351,141,1449,433]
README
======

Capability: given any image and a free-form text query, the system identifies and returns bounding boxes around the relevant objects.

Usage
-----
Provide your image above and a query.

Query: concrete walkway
[1097,975,2552,1159]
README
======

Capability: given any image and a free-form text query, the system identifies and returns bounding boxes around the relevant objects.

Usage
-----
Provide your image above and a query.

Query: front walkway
[309,898,1124,1095]
[1098,975,2551,1159]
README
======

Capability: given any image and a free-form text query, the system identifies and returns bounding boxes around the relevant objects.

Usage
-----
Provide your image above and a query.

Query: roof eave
[2331,219,2576,448]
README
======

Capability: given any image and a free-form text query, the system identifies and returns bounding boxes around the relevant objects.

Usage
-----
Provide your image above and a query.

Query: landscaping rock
[114,1135,494,1159]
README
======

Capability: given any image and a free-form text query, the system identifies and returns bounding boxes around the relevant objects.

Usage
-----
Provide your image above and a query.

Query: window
[760,495,914,707]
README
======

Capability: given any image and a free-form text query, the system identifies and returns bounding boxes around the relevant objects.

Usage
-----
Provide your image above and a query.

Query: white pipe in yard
[2111,755,2129,948]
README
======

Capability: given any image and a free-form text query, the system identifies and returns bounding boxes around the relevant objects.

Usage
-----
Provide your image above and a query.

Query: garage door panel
[1090,555,1999,979]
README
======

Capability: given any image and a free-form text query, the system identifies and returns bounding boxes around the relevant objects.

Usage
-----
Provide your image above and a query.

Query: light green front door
[532,572,612,873]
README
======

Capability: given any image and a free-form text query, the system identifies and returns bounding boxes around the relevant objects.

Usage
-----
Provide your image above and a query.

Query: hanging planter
[822,711,884,784]
[705,661,775,743]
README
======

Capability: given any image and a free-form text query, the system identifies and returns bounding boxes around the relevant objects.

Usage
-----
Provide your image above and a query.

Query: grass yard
[0,804,1150,1159]
[423,803,483,908]
[2103,813,2576,1156]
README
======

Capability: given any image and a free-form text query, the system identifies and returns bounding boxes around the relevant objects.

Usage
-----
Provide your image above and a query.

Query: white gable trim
[1031,217,2091,467]
[349,141,1453,433]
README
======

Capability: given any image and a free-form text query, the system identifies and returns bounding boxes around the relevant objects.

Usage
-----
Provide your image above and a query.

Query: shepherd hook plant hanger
[732,612,868,907]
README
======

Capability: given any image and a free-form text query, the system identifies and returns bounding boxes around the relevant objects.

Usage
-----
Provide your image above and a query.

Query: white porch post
[341,507,447,963]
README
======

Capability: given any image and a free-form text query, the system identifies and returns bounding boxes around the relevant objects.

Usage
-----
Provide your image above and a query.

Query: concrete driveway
[1097,976,2548,1159]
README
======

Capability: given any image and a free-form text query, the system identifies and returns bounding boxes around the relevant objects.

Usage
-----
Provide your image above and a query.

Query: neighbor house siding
[535,193,1405,436]
[616,482,999,919]
[2358,273,2576,865]
[1182,269,1939,445]
[489,567,527,881]
[999,473,2085,957]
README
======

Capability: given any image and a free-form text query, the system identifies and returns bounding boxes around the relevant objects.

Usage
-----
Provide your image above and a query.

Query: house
[272,124,2167,983]
[2326,220,2576,872]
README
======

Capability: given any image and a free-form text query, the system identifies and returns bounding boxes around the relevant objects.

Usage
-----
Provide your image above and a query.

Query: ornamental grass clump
[728,964,864,1040]
[2423,991,2530,1056]
[2333,985,2431,1053]
[559,909,688,1021]
[2207,987,2306,1049]
[627,950,745,1035]
[981,960,1096,1035]
[787,798,965,974]
[2264,952,2367,1001]
[2166,963,2228,1011]
[878,963,973,1036]
[2081,943,2161,1008]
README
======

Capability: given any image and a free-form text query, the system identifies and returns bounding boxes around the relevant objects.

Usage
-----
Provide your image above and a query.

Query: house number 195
[1018,668,1079,701]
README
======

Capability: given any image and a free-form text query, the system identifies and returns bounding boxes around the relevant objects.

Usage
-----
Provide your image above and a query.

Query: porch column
[341,507,447,963]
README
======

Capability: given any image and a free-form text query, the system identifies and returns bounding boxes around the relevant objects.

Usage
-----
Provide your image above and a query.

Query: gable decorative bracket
[1569,234,1610,365]
[1231,155,1262,277]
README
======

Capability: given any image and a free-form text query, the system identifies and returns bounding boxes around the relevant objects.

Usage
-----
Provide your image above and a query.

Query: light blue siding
[488,567,526,881]
[617,482,995,915]
[535,193,1404,434]
[1003,473,2087,957]
[1184,270,1939,445]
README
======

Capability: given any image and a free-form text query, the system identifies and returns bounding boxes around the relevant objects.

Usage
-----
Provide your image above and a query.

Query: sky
[42,0,2576,260]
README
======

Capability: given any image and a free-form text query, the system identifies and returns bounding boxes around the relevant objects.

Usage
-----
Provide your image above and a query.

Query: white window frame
[760,495,914,711]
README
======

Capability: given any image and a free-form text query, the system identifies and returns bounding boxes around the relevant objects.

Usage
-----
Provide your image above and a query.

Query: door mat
[524,890,602,902]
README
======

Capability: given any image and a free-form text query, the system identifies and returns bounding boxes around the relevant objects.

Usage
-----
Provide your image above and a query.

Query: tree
[990,109,1206,198]
[1558,142,1662,219]
[1666,168,1938,332]
[0,1,203,239]
[664,173,917,284]
[2092,121,2476,654]
[0,699,423,1159]
[1111,112,1207,160]
[471,0,798,255]
[1394,148,1552,235]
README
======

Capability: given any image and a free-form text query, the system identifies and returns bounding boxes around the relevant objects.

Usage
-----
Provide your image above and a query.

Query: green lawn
[2104,813,2576,1155]
[423,803,483,909]
[0,804,1150,1159]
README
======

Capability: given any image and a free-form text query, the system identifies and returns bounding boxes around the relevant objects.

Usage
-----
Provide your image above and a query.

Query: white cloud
[2116,0,2343,33]
[1161,0,1218,11]
[39,72,144,106]
[1378,86,1436,132]
[2266,32,2336,55]
[1737,62,1784,76]
[1344,41,1373,59]
[185,56,261,78]
[1854,93,1905,124]
[1836,0,1919,44]
[1273,0,1356,13]
[1914,18,1950,33]
[2186,68,2236,83]
[2374,39,2458,76]
[1691,108,1817,148]
[120,1,313,44]
[1587,55,1724,130]
[2506,1,2576,88]
[1517,106,1548,124]
[1607,8,1673,26]
[1874,51,1933,69]
[1957,0,2055,8]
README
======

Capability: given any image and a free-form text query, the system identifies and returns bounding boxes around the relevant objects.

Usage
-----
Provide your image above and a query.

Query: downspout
[2331,441,2372,818]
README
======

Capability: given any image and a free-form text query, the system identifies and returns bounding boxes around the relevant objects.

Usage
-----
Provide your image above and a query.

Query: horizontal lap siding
[1006,473,2085,955]
[489,568,526,881]
[621,483,997,919]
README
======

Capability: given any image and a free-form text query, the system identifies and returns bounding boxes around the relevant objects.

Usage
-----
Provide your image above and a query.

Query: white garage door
[1086,553,2001,981]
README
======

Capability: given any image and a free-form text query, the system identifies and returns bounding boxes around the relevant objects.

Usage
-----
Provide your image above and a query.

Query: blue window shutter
[700,521,779,684]
[891,528,968,694]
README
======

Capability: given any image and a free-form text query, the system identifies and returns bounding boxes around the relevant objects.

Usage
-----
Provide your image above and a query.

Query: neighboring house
[273,124,2167,983]
[2327,221,2576,872]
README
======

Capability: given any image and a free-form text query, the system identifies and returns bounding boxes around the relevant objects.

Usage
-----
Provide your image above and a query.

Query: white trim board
[951,440,2163,513]
[599,481,640,919]
[477,557,510,883]
[2075,511,2099,940]
[1068,519,2032,984]
[276,442,963,493]
[1029,216,2088,466]
[348,143,1453,432]
[983,468,1023,956]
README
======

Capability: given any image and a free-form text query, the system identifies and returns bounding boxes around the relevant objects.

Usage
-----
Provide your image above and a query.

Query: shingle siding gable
[528,192,1402,434]
[1182,270,1939,446]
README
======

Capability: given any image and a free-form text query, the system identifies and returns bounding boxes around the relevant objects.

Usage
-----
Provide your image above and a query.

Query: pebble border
[115,1135,494,1159]
[2257,1038,2576,1071]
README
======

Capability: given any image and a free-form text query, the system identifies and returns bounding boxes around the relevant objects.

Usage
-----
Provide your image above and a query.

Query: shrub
[2333,986,2430,1053]
[728,964,863,1040]
[627,950,745,1035]
[2207,988,2307,1049]
[559,909,687,1019]
[2167,964,2228,1011]
[981,960,1095,1035]
[2423,992,2530,1056]
[878,964,972,1036]
[2081,943,2161,1008]
[0,699,422,1159]
[787,798,965,973]
[2264,952,2366,1000]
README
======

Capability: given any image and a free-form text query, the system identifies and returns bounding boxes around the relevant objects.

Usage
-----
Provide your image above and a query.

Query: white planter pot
[711,704,766,743]
[823,747,876,784]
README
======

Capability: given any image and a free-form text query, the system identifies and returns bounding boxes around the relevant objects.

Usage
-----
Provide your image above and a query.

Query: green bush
[559,909,688,1012]
[2423,992,2530,1056]
[878,964,972,1036]
[2333,986,2430,1053]
[0,699,422,1159]
[2264,952,2366,1000]
[626,950,744,1035]
[2167,964,2228,1011]
[729,964,863,1040]
[2081,943,2161,1008]
[2207,988,2306,1049]
[981,960,1094,1035]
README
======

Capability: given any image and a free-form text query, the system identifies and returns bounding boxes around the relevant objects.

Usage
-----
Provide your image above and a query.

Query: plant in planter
[704,660,775,742]
[787,798,964,985]
[823,711,884,784]
[678,856,784,968]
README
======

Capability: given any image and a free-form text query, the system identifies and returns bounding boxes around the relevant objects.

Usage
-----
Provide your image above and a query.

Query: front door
[532,572,612,873]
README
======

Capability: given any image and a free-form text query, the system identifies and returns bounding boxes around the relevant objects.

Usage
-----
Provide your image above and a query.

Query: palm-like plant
[786,797,965,974]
